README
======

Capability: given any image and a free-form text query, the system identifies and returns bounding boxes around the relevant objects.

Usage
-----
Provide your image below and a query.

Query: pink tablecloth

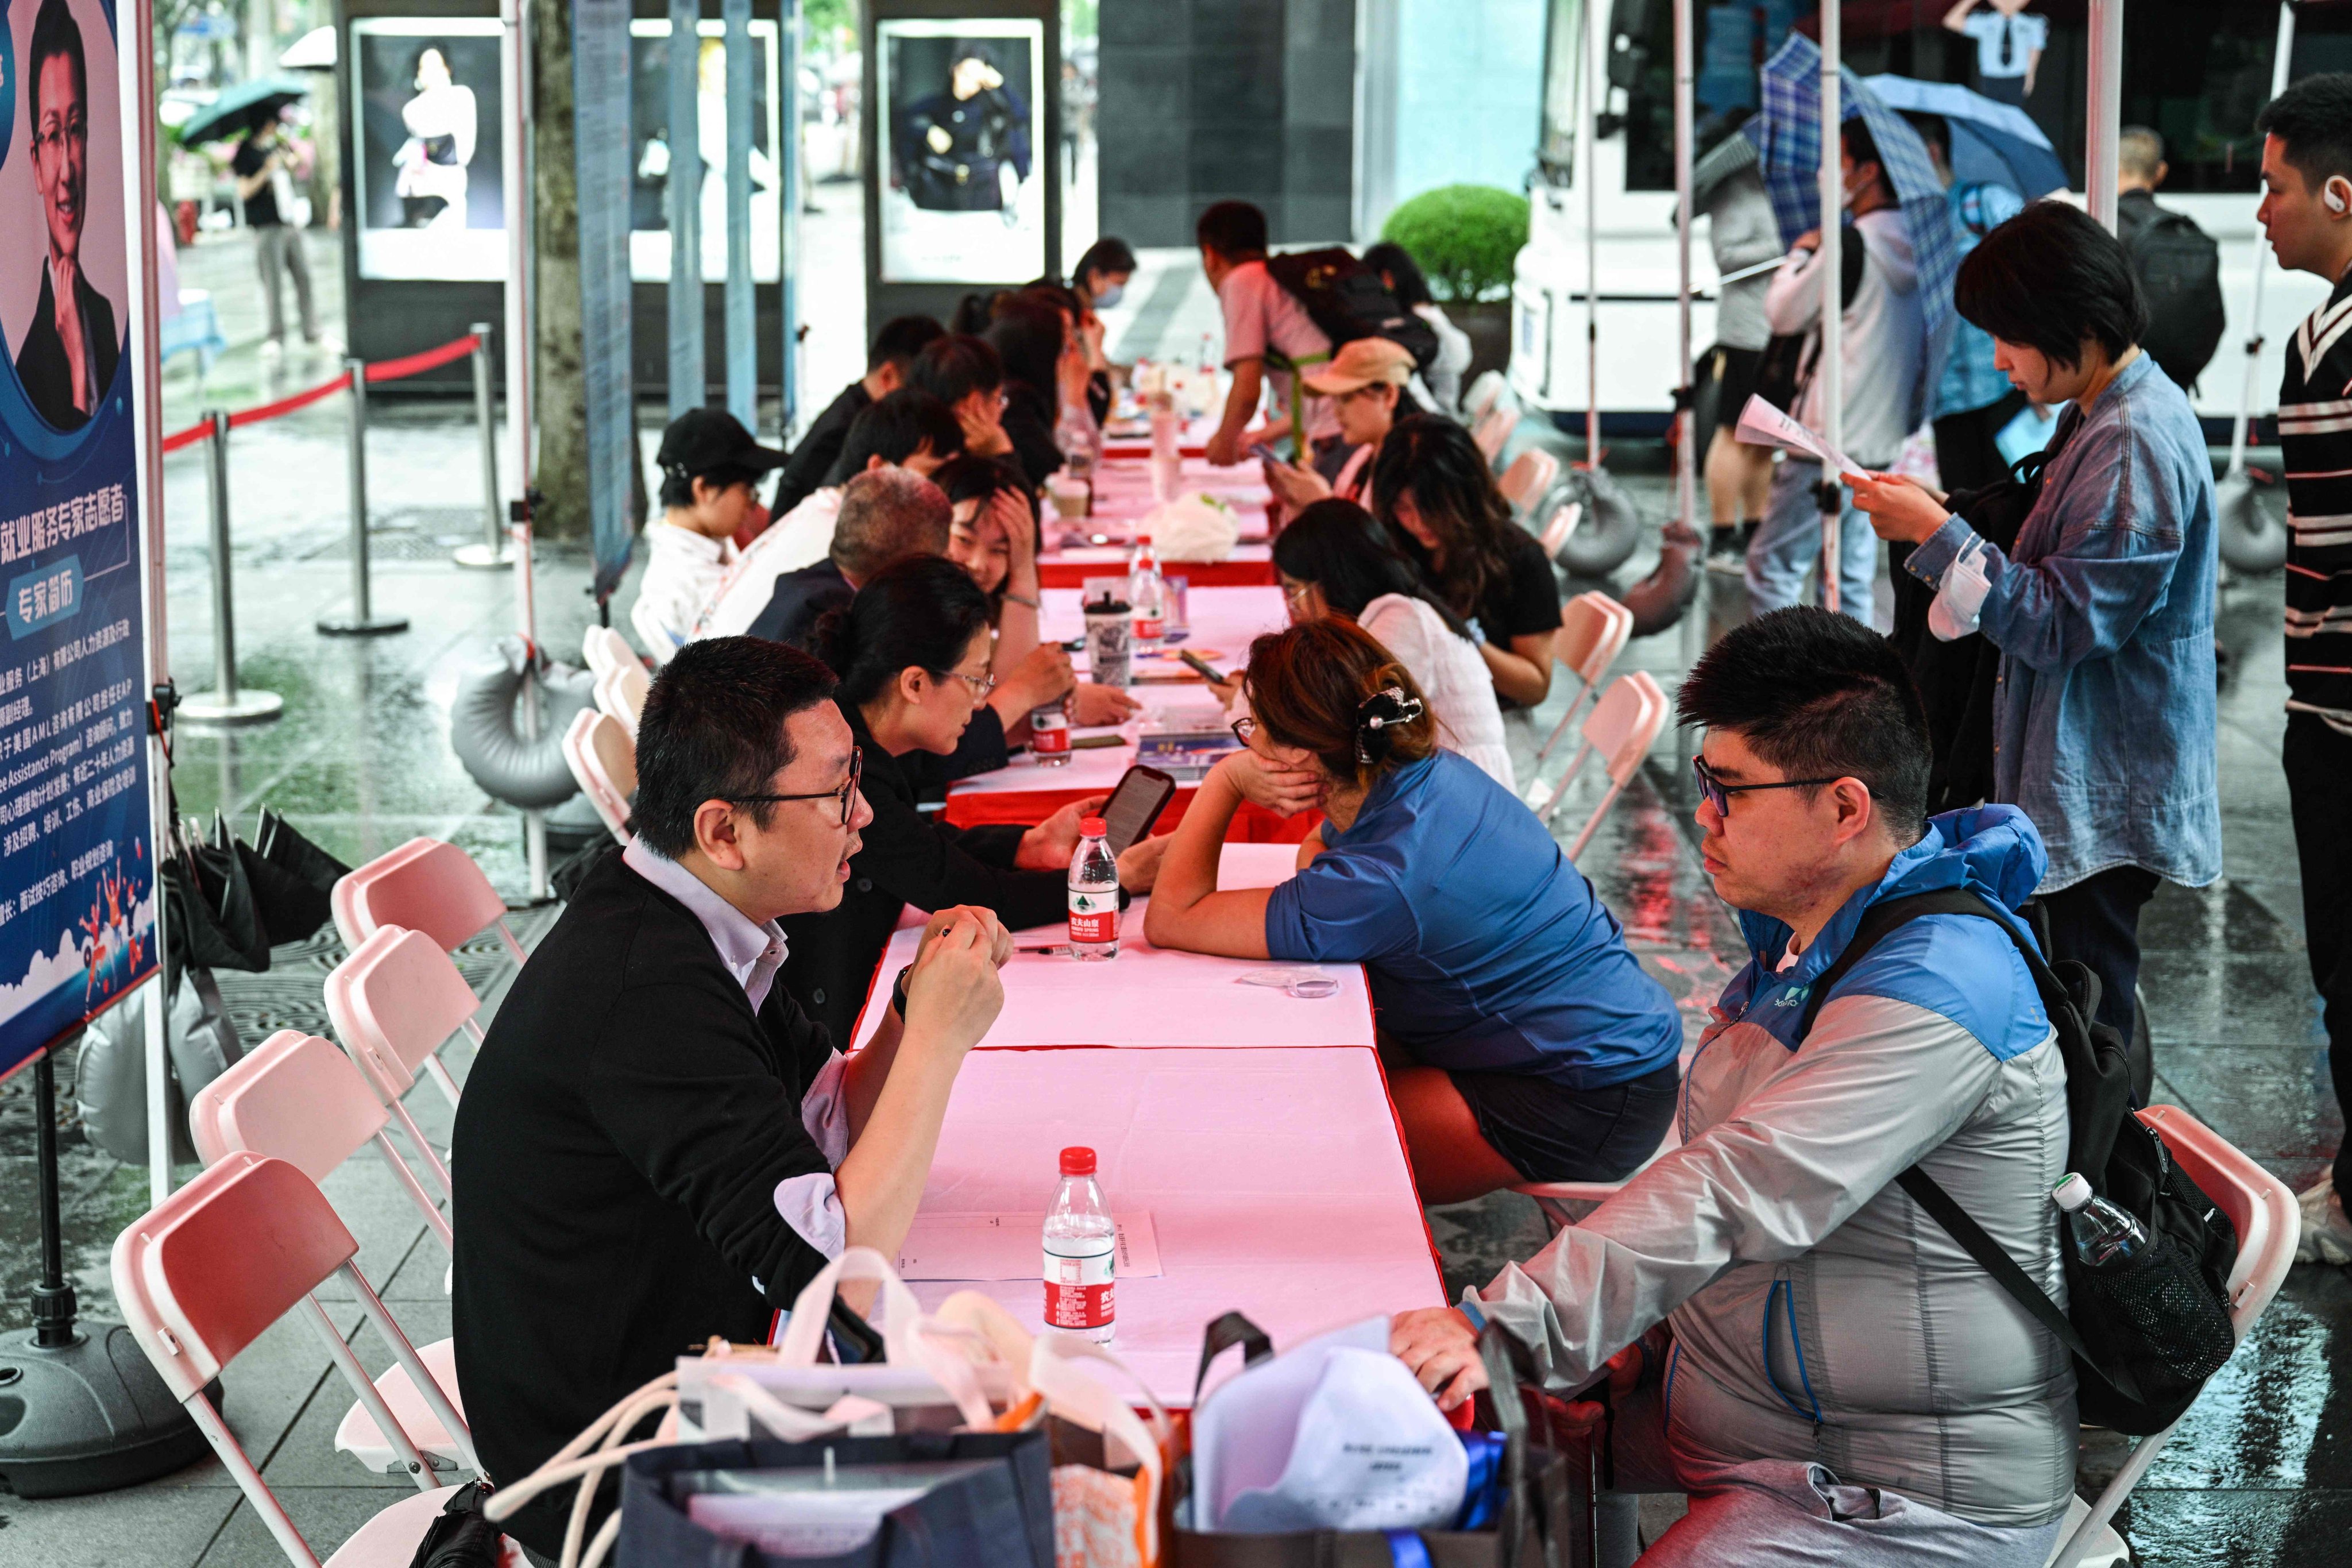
[907,1045,1443,1405]
[850,844,1370,1052]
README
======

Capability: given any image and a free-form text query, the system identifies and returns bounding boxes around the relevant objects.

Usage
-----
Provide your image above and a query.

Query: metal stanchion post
[179,411,283,725]
[319,359,409,635]
[455,325,513,569]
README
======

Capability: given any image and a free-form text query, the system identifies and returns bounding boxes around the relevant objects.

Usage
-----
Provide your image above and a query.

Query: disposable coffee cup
[1048,474,1090,519]
[1084,596,1134,688]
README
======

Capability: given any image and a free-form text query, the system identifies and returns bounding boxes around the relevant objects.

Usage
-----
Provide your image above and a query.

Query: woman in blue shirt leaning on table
[1145,617,1682,1203]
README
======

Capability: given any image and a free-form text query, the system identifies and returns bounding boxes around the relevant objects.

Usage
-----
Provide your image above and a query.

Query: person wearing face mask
[1848,200,2218,1110]
[1261,337,1413,514]
[1071,237,1137,418]
[1145,617,1679,1204]
[785,556,1167,1042]
[631,410,785,662]
[1750,119,1930,621]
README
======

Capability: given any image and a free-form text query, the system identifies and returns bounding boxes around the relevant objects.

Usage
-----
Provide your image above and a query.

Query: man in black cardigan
[451,638,1010,1560]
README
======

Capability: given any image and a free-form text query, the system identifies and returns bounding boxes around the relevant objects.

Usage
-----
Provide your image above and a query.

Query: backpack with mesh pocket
[1799,887,2239,1434]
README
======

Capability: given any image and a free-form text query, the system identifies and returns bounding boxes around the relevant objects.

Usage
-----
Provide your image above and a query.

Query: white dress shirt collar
[622,838,789,1011]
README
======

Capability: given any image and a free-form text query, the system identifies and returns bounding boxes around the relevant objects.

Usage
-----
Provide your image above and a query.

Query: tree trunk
[532,0,590,540]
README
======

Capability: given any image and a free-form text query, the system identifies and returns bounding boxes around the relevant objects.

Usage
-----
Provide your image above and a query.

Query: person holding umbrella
[233,107,327,362]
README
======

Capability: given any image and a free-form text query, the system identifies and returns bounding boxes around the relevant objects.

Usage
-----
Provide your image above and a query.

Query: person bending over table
[451,637,1010,1561]
[785,555,1168,1042]
[1370,415,1563,708]
[938,453,1137,730]
[1144,617,1679,1203]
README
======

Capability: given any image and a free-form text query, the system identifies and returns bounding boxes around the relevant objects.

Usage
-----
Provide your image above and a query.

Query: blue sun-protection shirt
[1263,750,1683,1090]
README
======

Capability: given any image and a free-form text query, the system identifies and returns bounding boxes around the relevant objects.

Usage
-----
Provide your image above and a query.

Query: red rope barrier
[159,333,482,453]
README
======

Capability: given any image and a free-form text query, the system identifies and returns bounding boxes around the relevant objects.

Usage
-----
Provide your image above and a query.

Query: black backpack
[2121,201,2226,393]
[1263,248,1442,373]
[1797,887,2239,1435]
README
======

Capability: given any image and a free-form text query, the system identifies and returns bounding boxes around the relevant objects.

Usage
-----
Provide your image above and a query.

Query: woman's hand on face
[1115,832,1170,894]
[1071,681,1140,727]
[1219,747,1324,817]
[994,491,1039,576]
[1845,471,1952,546]
[1015,794,1109,871]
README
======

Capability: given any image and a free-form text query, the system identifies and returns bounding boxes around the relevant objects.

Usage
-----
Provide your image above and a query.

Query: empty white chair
[111,1154,513,1566]
[326,924,483,1135]
[1525,671,1667,859]
[1473,403,1520,467]
[1532,593,1635,768]
[1463,369,1508,425]
[563,708,637,843]
[331,837,528,964]
[1497,448,1559,521]
[594,661,650,737]
[581,624,638,680]
[1539,500,1585,561]
[188,1031,468,1477]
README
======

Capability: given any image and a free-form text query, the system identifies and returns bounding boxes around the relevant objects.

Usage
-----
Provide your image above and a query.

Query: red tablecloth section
[943,786,1316,843]
[1038,557,1277,589]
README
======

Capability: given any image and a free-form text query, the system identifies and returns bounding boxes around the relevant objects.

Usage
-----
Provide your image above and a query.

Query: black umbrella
[176,75,311,147]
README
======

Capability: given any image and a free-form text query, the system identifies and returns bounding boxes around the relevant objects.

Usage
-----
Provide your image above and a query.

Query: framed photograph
[351,18,505,281]
[876,17,1046,284]
[627,17,786,284]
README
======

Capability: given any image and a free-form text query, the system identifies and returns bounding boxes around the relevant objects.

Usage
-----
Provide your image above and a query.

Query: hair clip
[1355,685,1426,762]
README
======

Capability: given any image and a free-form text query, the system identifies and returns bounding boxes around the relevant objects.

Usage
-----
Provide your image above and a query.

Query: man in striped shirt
[2258,74,2352,1263]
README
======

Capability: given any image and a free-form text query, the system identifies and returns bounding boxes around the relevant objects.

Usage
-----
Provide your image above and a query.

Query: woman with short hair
[1146,618,1680,1203]
[1849,198,2219,1080]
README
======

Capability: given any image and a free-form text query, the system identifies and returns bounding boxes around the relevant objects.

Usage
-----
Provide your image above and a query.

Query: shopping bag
[616,1428,1055,1567]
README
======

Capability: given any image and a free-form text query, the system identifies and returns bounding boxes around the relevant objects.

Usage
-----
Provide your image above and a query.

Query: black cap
[655,408,786,481]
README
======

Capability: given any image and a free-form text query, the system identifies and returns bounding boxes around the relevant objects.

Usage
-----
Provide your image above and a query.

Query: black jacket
[450,848,836,1556]
[780,380,872,512]
[748,559,857,648]
[781,702,1067,1041]
[16,266,119,432]
[1002,380,1066,489]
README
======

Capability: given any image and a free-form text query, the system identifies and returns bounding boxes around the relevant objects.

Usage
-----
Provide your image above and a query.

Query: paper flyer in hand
[896,1212,1163,1280]
[1735,395,1870,481]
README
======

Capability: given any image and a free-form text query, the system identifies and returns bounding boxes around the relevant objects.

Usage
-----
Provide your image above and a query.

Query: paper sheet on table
[896,1212,1163,1280]
[1735,394,1869,480]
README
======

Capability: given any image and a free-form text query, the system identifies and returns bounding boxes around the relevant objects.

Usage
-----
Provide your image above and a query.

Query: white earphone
[2327,176,2351,215]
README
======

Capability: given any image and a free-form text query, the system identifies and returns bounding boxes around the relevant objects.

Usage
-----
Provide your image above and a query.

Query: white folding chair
[332,838,528,965]
[1539,501,1585,561]
[189,1031,468,1477]
[1463,369,1508,425]
[326,924,483,1134]
[594,661,650,737]
[111,1154,516,1567]
[1532,594,1633,768]
[1474,403,1520,466]
[1525,671,1666,858]
[563,708,637,843]
[1497,448,1559,521]
[581,625,638,681]
[2040,1107,2297,1568]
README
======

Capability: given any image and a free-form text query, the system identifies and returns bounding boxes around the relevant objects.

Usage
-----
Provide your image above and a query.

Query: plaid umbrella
[1743,33,1959,423]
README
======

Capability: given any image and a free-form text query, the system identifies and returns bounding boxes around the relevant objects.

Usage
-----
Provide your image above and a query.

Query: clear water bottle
[1067,816,1121,960]
[2052,1172,2150,1269]
[1129,536,1167,655]
[1055,397,1099,486]
[1043,1146,1115,1343]
[1029,702,1071,766]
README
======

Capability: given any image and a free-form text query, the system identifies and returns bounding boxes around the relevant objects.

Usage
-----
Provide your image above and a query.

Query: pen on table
[1017,944,1073,956]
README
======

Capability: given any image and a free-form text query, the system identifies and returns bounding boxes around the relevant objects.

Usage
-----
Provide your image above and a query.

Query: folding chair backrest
[1556,593,1631,689]
[191,1030,385,1184]
[1585,670,1668,787]
[1498,449,1559,517]
[1539,501,1583,559]
[582,625,635,681]
[1473,404,1520,466]
[564,708,636,842]
[597,662,650,733]
[335,837,514,957]
[113,1153,357,1400]
[2138,1106,2297,1333]
[1463,370,1507,424]
[327,926,482,1100]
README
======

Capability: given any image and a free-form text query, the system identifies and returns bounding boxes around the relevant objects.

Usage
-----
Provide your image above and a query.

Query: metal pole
[1584,0,1601,464]
[669,0,706,418]
[31,1048,74,1347]
[318,361,408,635]
[724,0,756,428]
[2087,0,2125,234]
[781,0,801,436]
[179,412,282,724]
[1816,6,1844,617]
[1674,0,1704,665]
[456,324,513,568]
[508,0,547,900]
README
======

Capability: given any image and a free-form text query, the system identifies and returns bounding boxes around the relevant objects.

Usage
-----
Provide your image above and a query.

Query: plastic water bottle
[1055,398,1099,487]
[1129,536,1167,655]
[1043,1146,1115,1343]
[1030,702,1071,766]
[1067,816,1121,960]
[2052,1172,2150,1269]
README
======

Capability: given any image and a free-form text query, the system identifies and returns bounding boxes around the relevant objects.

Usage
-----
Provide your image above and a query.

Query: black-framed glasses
[1691,756,1841,817]
[1230,716,1257,746]
[732,747,863,827]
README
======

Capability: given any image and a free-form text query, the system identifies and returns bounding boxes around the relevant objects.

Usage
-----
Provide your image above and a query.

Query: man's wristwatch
[889,965,914,1019]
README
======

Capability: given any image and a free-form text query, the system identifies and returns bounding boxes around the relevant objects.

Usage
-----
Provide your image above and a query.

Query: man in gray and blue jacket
[1394,608,2074,1566]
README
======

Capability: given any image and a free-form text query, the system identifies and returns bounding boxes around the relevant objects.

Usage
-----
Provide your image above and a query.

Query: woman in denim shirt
[1849,201,2219,1089]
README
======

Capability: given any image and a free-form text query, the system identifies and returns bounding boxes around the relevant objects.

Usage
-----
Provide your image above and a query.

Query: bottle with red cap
[1129,536,1167,655]
[1068,816,1121,959]
[1043,1146,1115,1342]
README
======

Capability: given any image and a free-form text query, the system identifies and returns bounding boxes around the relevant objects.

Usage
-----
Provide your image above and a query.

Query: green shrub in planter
[1379,185,1531,304]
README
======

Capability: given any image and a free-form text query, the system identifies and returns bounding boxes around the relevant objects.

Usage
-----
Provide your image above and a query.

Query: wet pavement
[0,238,2347,1561]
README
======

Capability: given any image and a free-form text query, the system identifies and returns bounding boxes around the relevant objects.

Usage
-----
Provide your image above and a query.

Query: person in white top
[1257,499,1515,792]
[631,409,783,662]
[1263,336,1413,517]
[692,388,965,641]
[1748,118,1930,623]
[1198,200,1342,466]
